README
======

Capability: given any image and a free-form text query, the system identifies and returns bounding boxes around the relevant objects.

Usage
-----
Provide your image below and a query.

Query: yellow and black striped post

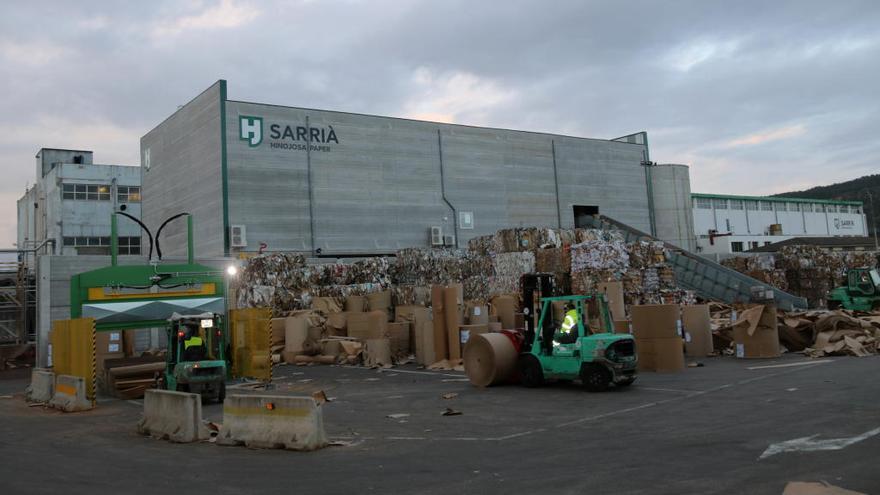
[89,320,97,405]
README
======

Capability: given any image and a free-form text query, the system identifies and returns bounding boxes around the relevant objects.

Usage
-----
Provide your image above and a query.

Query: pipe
[154,212,190,261]
[111,214,118,266]
[551,140,562,228]
[306,115,317,254]
[437,130,458,247]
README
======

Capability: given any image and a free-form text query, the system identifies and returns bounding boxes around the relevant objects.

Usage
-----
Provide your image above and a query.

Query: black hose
[115,211,154,260]
[154,213,191,260]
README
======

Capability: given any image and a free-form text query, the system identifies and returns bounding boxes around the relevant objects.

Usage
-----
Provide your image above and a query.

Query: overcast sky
[2,0,878,246]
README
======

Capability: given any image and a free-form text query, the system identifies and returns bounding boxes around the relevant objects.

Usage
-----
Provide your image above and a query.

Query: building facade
[691,193,867,255]
[17,149,143,259]
[141,80,695,258]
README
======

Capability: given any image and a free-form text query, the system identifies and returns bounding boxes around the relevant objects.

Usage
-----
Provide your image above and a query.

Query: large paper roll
[463,333,518,387]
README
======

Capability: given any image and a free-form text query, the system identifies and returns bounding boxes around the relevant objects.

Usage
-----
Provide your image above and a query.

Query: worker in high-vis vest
[183,325,205,361]
[555,303,579,345]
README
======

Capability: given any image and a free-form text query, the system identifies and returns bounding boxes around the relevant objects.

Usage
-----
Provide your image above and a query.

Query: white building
[17,148,142,260]
[691,193,867,255]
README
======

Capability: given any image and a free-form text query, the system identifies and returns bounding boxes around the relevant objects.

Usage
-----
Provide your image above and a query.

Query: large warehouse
[141,80,695,257]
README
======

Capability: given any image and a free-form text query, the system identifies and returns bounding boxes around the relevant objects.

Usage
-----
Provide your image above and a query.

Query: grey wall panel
[141,82,224,257]
[652,164,696,251]
[224,100,652,254]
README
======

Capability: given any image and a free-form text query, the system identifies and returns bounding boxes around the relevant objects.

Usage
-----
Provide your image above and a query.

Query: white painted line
[386,436,427,441]
[378,368,465,378]
[556,402,663,428]
[491,428,546,441]
[747,360,832,370]
[640,387,699,394]
[760,426,880,459]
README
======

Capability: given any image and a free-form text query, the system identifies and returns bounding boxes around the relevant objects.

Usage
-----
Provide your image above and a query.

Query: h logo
[239,116,263,147]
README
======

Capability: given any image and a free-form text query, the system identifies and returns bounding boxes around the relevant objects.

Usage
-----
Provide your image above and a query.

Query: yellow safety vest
[184,336,203,350]
[561,309,578,334]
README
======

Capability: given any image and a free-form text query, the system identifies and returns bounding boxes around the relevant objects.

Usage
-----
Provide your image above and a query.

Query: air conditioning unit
[430,226,443,246]
[230,225,247,248]
[443,234,456,247]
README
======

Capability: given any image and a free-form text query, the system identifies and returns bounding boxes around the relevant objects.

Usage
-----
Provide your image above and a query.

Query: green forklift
[827,268,880,311]
[518,293,638,391]
[160,312,227,402]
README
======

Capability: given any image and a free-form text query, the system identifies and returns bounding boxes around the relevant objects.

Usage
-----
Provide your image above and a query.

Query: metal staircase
[583,215,808,310]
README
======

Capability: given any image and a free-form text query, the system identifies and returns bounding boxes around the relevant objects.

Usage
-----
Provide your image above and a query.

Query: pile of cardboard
[721,247,878,307]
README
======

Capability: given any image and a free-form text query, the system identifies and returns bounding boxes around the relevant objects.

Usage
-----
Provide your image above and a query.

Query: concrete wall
[652,164,695,251]
[141,81,225,258]
[223,98,651,255]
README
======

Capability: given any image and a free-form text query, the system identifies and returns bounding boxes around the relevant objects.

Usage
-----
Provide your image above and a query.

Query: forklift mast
[521,273,555,348]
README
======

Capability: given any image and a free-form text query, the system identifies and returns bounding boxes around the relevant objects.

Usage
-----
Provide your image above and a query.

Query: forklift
[518,274,638,391]
[159,312,227,402]
[827,267,880,311]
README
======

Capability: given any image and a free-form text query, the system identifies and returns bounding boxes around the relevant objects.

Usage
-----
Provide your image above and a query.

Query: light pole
[865,190,879,251]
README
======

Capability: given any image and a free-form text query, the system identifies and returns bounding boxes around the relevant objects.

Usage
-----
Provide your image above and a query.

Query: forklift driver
[183,324,206,361]
[555,303,579,345]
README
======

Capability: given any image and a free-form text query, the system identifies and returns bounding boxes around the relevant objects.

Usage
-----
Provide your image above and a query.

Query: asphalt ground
[1,353,878,495]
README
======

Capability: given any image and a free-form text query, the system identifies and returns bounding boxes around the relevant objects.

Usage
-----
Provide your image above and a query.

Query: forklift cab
[848,268,880,296]
[163,312,227,401]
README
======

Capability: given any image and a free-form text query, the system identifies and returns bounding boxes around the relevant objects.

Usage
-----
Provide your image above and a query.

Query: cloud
[664,38,741,72]
[151,0,261,39]
[0,40,70,67]
[402,68,518,124]
[723,124,807,148]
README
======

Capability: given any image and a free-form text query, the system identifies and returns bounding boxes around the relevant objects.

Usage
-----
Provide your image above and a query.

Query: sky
[2,0,878,246]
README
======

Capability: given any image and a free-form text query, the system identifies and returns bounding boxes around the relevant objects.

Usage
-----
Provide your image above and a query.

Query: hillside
[775,174,880,234]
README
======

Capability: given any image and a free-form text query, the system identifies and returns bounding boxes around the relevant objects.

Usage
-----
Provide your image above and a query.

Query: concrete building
[691,193,866,255]
[17,149,143,260]
[141,80,695,257]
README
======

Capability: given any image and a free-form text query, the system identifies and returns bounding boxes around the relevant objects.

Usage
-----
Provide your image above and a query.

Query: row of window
[730,241,772,253]
[62,236,141,255]
[695,198,861,214]
[62,184,141,203]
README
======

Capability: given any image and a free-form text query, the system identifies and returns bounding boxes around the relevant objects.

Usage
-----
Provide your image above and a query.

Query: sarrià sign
[239,115,338,152]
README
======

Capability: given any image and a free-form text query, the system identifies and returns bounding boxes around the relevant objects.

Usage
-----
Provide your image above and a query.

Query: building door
[573,205,599,228]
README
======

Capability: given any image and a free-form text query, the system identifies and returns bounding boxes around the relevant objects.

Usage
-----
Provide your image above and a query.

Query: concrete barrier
[218,394,327,451]
[137,389,208,443]
[26,368,55,402]
[49,374,93,412]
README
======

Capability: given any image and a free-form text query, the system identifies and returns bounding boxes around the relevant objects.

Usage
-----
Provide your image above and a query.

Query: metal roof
[691,192,862,206]
[747,236,877,252]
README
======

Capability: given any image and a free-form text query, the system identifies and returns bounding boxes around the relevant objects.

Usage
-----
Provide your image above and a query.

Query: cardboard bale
[598,281,626,321]
[284,316,310,354]
[631,304,681,340]
[488,322,503,332]
[347,311,388,341]
[388,322,410,356]
[320,340,342,357]
[345,295,366,312]
[635,338,685,372]
[364,338,393,368]
[270,318,287,345]
[415,320,436,366]
[444,285,464,360]
[311,297,342,314]
[458,324,489,348]
[366,290,393,319]
[732,305,780,358]
[514,312,525,330]
[465,302,489,325]
[613,320,631,334]
[489,295,517,329]
[681,305,713,357]
[431,285,448,361]
[325,312,348,337]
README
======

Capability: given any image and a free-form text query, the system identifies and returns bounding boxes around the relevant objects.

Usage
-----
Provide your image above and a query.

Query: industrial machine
[517,274,637,391]
[160,312,227,402]
[827,268,880,311]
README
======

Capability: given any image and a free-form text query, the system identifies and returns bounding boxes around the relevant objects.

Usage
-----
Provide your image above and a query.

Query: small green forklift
[827,268,880,311]
[518,294,638,391]
[160,312,227,402]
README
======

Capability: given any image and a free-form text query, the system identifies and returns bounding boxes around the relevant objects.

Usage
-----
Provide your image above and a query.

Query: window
[838,205,849,214]
[816,204,825,212]
[61,183,111,201]
[853,206,862,214]
[696,197,712,209]
[713,198,728,209]
[827,205,837,213]
[749,241,759,250]
[789,203,800,212]
[731,241,744,252]
[764,242,772,246]
[62,236,141,255]
[745,201,758,211]
[775,203,787,212]
[730,199,744,210]
[802,203,813,213]
[118,186,141,203]
[760,201,773,211]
